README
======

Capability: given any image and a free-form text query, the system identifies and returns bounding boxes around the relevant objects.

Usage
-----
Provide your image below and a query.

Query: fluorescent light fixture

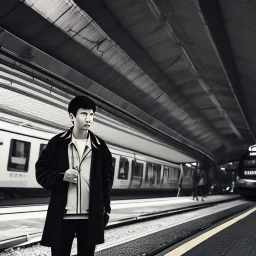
[221,167,225,170]
[185,163,192,167]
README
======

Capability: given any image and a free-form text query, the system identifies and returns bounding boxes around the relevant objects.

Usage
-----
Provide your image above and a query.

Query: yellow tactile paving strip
[165,207,256,256]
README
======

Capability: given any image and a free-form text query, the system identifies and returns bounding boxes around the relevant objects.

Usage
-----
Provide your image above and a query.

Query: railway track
[0,196,240,253]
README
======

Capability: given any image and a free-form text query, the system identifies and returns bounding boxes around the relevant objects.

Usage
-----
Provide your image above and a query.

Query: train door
[112,154,132,189]
[161,166,171,188]
[28,141,48,188]
[129,159,144,189]
[161,166,180,189]
[0,133,13,190]
[170,167,180,189]
[142,162,162,188]
[111,154,118,188]
[182,165,193,189]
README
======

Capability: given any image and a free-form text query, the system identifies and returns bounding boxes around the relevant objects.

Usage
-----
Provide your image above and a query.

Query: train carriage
[0,120,194,199]
[237,146,256,197]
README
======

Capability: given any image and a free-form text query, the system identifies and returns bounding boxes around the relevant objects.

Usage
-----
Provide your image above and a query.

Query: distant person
[198,167,206,201]
[177,165,184,197]
[35,96,114,256]
[192,163,200,201]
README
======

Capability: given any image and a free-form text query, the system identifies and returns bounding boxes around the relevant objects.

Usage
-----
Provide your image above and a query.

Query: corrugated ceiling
[0,0,255,164]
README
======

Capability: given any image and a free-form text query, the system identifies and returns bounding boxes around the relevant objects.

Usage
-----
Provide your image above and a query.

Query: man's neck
[72,127,88,139]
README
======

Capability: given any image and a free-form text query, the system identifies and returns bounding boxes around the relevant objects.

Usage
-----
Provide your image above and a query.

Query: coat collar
[60,127,101,150]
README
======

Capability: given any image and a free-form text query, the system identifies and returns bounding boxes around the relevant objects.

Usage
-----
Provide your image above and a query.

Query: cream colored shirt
[64,134,92,219]
[73,136,88,160]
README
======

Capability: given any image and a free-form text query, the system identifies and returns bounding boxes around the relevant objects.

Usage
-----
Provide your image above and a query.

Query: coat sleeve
[35,138,65,190]
[102,146,114,214]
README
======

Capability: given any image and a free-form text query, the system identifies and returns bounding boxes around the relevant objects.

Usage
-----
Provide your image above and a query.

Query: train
[0,120,196,199]
[237,145,256,197]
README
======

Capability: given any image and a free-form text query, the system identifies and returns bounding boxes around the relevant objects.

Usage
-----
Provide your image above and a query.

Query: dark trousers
[192,180,198,198]
[199,185,205,197]
[51,219,96,256]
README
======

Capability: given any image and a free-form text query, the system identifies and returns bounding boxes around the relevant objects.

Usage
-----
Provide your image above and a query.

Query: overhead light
[186,163,191,167]
[221,167,225,170]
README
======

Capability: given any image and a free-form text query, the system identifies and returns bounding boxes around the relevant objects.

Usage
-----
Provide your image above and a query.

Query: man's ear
[69,113,74,121]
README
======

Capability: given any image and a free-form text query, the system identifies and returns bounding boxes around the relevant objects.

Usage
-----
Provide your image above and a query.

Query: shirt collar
[62,127,100,150]
[69,133,92,149]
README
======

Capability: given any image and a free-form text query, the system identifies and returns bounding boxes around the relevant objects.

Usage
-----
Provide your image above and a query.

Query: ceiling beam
[196,0,255,143]
[0,41,215,164]
[74,0,226,149]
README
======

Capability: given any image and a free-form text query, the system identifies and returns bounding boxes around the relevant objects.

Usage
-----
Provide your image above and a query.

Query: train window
[169,167,174,179]
[162,166,179,185]
[131,160,143,188]
[165,166,172,177]
[183,167,192,178]
[39,144,47,155]
[174,168,180,179]
[112,157,116,170]
[244,170,256,175]
[145,163,161,186]
[162,166,171,185]
[118,157,129,180]
[170,167,179,180]
[8,139,31,172]
[244,160,256,166]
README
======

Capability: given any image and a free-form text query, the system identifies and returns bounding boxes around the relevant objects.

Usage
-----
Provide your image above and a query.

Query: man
[198,163,206,201]
[192,162,200,201]
[36,96,114,256]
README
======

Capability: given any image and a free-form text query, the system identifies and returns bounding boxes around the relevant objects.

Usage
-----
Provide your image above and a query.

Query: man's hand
[63,169,79,184]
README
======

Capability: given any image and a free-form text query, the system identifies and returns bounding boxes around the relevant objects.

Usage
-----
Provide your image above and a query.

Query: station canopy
[0,0,256,164]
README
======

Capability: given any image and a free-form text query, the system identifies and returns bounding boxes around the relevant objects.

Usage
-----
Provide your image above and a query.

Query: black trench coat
[35,128,114,247]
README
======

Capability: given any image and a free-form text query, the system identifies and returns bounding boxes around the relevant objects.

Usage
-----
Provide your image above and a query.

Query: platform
[0,195,239,250]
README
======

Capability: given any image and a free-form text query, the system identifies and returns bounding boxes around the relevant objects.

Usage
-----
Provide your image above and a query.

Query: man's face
[70,108,94,131]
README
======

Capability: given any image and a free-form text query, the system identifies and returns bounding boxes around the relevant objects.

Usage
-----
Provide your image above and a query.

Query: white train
[0,120,194,199]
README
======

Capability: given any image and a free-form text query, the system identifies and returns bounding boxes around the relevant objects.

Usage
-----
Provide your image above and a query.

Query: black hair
[68,96,96,117]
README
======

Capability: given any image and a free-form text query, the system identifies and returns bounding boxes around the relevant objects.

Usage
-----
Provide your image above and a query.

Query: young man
[36,96,114,256]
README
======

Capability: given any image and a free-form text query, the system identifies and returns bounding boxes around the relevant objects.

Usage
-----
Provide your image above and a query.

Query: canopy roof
[0,0,255,164]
